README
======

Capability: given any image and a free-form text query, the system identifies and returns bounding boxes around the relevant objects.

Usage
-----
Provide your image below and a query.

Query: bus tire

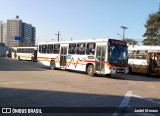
[87,65,95,76]
[128,66,132,74]
[18,56,21,61]
[31,57,34,62]
[50,61,56,70]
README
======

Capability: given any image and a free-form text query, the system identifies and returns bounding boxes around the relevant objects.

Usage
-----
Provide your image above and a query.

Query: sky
[0,0,159,44]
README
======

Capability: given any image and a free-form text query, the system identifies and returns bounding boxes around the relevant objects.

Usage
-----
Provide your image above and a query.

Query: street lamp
[120,26,128,41]
[117,33,122,40]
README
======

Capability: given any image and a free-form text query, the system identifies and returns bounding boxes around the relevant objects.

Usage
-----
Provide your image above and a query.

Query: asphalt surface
[0,57,160,116]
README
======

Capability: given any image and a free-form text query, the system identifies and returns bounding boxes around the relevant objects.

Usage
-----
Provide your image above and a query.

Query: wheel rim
[51,61,55,69]
[88,66,94,75]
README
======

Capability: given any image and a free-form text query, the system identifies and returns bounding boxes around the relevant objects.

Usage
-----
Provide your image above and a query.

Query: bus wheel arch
[86,63,95,76]
[50,60,56,70]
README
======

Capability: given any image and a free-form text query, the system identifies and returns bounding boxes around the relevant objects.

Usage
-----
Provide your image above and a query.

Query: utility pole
[55,31,60,42]
[121,26,128,41]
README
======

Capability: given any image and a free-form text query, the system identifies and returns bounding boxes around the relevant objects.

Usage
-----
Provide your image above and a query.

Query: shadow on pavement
[0,57,49,71]
[0,87,159,116]
[110,73,160,82]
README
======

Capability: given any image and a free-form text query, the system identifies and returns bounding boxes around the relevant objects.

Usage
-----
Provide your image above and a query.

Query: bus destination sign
[109,39,126,46]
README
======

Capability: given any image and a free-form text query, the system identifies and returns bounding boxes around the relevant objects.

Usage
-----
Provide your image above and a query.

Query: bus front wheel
[128,66,132,74]
[50,61,56,70]
[87,65,95,76]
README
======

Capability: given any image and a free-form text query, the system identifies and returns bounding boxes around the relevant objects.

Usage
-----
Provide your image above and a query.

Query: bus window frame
[76,43,86,55]
[68,43,76,54]
[86,43,95,55]
[53,44,60,54]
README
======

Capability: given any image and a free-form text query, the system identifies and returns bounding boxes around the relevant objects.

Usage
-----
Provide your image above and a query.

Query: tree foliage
[143,11,160,45]
[124,38,138,45]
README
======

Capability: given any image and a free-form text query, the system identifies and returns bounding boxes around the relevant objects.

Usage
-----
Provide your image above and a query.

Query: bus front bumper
[110,67,128,74]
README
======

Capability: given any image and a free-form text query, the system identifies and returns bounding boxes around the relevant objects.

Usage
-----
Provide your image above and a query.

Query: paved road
[0,57,160,116]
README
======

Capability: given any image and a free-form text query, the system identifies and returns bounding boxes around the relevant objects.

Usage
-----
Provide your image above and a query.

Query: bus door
[60,46,67,68]
[14,49,17,58]
[148,52,160,75]
[95,45,106,74]
[157,53,160,76]
[34,49,37,61]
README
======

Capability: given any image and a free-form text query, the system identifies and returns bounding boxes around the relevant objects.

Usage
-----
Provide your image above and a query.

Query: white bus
[128,45,160,76]
[37,39,128,76]
[11,47,37,62]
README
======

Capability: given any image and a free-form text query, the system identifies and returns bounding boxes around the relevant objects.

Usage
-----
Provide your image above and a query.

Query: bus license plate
[116,69,125,73]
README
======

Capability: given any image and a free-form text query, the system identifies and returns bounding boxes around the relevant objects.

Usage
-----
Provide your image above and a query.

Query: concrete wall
[0,45,8,57]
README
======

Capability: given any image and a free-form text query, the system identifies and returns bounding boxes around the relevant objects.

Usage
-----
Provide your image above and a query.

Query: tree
[124,38,138,45]
[143,11,160,45]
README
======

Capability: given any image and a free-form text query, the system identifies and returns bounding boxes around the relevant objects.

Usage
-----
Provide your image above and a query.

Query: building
[0,21,3,43]
[6,16,36,48]
[22,23,36,46]
[32,27,36,46]
[7,16,22,48]
[2,23,7,45]
[0,21,7,45]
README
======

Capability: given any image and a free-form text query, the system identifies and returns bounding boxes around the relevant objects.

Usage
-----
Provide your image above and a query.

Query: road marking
[0,81,47,85]
[112,91,158,116]
[132,94,160,105]
[112,90,132,116]
[119,90,132,107]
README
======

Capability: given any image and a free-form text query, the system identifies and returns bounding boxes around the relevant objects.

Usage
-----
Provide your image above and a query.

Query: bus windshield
[108,45,128,65]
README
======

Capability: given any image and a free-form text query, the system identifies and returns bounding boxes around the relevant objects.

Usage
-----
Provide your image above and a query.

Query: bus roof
[12,47,37,48]
[38,38,125,45]
[128,46,160,51]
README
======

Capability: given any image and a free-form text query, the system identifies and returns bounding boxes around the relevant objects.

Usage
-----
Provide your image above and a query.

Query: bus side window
[17,49,19,53]
[25,49,27,53]
[22,49,25,53]
[42,45,47,53]
[53,44,60,54]
[145,51,148,59]
[128,50,134,58]
[30,49,34,53]
[26,49,28,53]
[27,49,30,53]
[48,44,53,54]
[39,45,42,53]
[68,43,76,54]
[18,49,20,53]
[86,43,95,55]
[77,43,86,55]
[47,45,50,53]
[47,44,52,54]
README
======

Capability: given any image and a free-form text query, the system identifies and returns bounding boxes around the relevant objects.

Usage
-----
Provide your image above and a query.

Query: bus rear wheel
[31,57,34,62]
[87,65,95,76]
[50,61,56,70]
[18,56,21,61]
